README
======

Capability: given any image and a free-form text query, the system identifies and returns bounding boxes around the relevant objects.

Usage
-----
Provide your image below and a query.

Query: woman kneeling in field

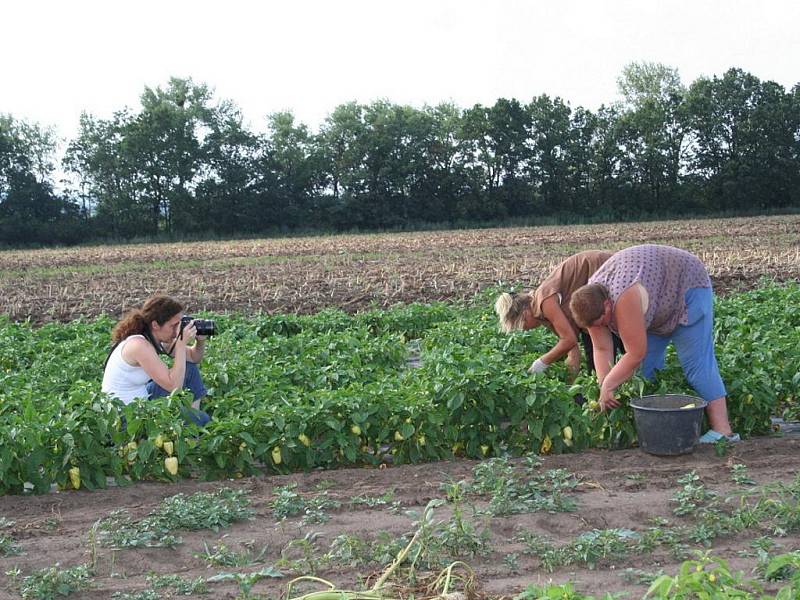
[102,295,211,426]
[569,244,738,443]
[495,250,623,380]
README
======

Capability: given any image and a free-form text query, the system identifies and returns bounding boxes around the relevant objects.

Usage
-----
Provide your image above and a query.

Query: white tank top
[101,335,152,405]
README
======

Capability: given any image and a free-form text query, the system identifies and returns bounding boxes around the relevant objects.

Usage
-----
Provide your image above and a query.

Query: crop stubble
[3,215,798,323]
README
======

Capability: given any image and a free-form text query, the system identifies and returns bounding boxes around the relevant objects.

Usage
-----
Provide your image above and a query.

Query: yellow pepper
[271,446,282,465]
[540,434,552,455]
[162,441,174,457]
[351,424,362,436]
[164,456,178,476]
[298,433,311,447]
[68,466,81,490]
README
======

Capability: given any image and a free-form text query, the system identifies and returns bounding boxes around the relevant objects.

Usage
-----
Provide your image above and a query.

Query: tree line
[2,63,799,246]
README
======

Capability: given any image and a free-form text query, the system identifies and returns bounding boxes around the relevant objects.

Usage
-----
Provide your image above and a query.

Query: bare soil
[1,436,798,599]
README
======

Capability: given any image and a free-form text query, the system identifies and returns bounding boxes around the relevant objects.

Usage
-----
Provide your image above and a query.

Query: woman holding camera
[101,295,211,426]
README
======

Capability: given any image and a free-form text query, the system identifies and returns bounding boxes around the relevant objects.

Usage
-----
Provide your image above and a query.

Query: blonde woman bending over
[495,250,622,379]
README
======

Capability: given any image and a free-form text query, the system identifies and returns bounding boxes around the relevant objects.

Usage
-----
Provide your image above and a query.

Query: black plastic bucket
[629,395,708,456]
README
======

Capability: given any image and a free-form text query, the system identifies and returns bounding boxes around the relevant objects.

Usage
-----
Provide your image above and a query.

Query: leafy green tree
[685,68,799,210]
[0,114,82,244]
[413,102,466,223]
[582,104,626,215]
[358,101,417,226]
[614,62,688,213]
[317,102,368,226]
[458,98,530,219]
[255,111,322,229]
[564,105,618,216]
[129,78,213,233]
[66,78,223,236]
[526,95,573,214]
[194,101,263,234]
[326,100,435,228]
[65,110,146,237]
[318,102,366,202]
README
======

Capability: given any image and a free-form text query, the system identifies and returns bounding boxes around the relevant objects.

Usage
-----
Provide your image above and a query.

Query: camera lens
[179,315,215,336]
[196,319,215,336]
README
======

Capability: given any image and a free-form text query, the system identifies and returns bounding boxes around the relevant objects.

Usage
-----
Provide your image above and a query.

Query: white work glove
[528,357,549,375]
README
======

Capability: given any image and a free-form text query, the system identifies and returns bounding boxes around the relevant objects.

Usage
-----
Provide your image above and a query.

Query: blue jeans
[147,361,211,426]
[641,287,727,402]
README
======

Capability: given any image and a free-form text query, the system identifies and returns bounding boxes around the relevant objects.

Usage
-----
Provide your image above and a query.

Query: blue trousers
[147,361,211,426]
[641,287,727,402]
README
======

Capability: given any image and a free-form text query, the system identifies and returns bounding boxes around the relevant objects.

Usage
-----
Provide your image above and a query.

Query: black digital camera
[180,315,216,337]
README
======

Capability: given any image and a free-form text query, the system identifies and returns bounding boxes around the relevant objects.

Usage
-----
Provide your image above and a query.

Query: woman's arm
[124,333,191,393]
[186,336,206,364]
[598,286,648,408]
[587,325,614,385]
[565,344,581,378]
[538,294,579,367]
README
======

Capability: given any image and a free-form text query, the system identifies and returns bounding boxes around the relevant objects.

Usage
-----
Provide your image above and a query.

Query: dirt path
[1,436,798,599]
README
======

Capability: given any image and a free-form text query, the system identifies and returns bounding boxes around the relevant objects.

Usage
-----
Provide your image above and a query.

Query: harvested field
[3,215,799,323]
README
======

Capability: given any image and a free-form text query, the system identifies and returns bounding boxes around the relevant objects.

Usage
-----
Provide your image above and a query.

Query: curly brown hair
[111,295,184,343]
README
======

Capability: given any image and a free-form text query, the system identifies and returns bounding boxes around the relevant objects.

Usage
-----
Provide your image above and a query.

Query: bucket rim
[629,394,708,412]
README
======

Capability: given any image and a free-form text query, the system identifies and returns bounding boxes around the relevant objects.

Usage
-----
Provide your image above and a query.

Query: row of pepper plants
[0,283,798,494]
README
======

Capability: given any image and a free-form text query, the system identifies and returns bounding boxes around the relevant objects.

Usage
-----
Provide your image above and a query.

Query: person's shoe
[698,430,741,443]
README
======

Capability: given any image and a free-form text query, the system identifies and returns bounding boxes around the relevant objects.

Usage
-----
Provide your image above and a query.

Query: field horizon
[3,214,799,324]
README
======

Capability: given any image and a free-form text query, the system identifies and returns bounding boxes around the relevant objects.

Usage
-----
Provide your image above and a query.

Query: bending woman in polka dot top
[569,244,738,443]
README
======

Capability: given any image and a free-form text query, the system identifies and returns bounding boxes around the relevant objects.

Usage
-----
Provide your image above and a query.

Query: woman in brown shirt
[495,250,621,378]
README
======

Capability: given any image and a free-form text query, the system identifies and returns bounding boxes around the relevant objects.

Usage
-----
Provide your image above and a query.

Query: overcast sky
[3,0,799,141]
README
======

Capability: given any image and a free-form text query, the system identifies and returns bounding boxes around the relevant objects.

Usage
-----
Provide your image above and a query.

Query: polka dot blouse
[588,244,711,335]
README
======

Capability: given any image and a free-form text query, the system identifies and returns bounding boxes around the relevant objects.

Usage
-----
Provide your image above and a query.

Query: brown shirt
[531,250,614,334]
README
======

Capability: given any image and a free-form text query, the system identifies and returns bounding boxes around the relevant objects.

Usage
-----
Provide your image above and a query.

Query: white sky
[2,0,799,141]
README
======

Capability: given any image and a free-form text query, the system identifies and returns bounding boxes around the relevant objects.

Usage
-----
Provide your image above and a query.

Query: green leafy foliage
[96,488,253,548]
[10,563,93,600]
[0,533,21,557]
[516,581,623,599]
[1,284,798,492]
[466,455,579,515]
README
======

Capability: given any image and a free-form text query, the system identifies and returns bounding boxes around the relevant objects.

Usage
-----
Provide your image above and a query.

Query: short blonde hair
[494,292,532,333]
[569,283,610,329]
